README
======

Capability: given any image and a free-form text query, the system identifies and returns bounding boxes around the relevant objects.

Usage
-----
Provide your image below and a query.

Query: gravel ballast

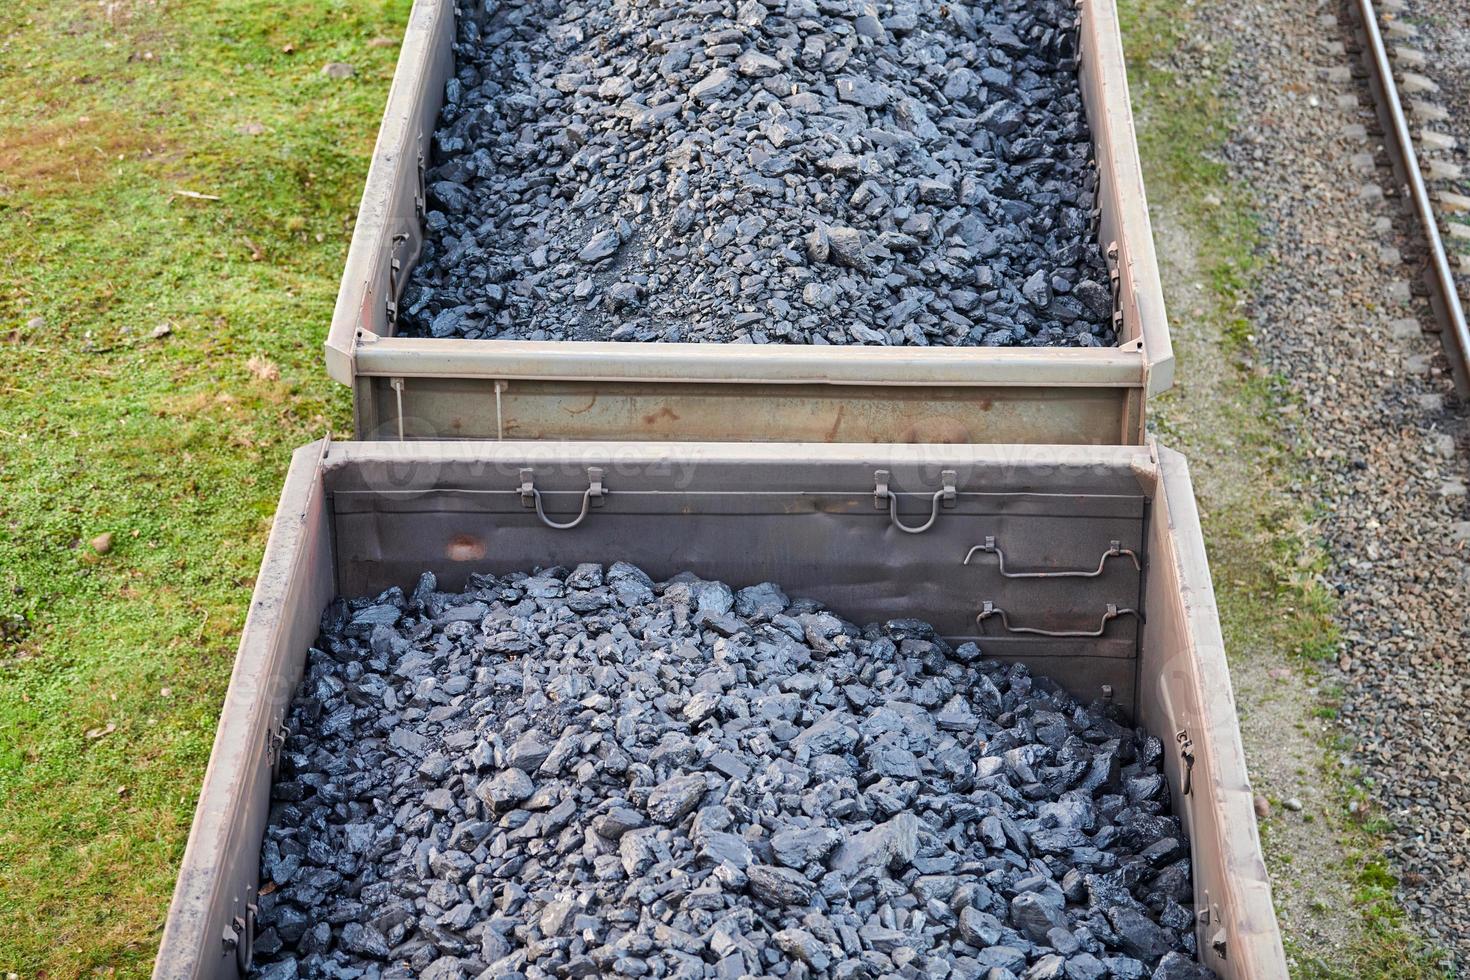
[1132,0,1470,965]
[396,0,1116,348]
[249,564,1209,980]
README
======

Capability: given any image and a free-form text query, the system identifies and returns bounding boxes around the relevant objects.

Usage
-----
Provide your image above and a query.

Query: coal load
[250,564,1211,980]
[397,0,1117,348]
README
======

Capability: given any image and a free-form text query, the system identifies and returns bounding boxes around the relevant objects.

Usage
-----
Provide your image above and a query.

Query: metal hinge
[265,726,285,775]
[874,469,956,535]
[222,897,257,974]
[1106,241,1125,335]
[386,232,411,326]
[414,132,427,220]
[519,467,605,530]
[1197,901,1227,960]
[1177,729,1196,796]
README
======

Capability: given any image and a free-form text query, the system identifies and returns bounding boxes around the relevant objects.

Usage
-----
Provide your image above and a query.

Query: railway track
[1343,0,1470,396]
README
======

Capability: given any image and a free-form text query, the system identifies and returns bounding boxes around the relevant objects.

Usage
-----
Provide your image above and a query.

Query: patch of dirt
[0,113,163,200]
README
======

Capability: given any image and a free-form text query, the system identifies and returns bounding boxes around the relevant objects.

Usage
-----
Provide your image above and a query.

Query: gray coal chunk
[504,731,552,772]
[422,788,454,813]
[1150,952,1218,980]
[770,826,843,867]
[476,768,534,812]
[347,604,400,636]
[747,864,815,906]
[646,773,708,824]
[804,224,830,264]
[420,957,467,980]
[1011,891,1070,942]
[577,228,622,263]
[620,827,662,877]
[736,51,781,78]
[1026,954,1068,980]
[1068,953,1110,980]
[958,906,1003,947]
[428,848,475,882]
[699,830,754,869]
[338,922,390,960]
[539,897,576,936]
[1106,905,1175,963]
[1075,278,1113,319]
[824,227,870,272]
[976,946,1027,973]
[388,727,431,757]
[772,927,831,970]
[829,812,919,874]
[790,710,859,755]
[835,75,889,108]
[1023,268,1053,308]
[690,67,737,103]
[592,806,647,840]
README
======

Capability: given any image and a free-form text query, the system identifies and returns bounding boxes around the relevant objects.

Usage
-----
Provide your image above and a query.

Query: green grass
[0,0,408,972]
[1117,0,1449,975]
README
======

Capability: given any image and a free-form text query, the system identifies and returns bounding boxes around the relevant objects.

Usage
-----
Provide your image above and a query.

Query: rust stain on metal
[564,394,598,416]
[824,404,847,442]
[445,534,486,561]
[642,405,681,426]
[899,416,973,444]
[813,497,865,514]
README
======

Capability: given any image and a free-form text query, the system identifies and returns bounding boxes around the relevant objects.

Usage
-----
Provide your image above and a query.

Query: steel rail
[1352,0,1470,395]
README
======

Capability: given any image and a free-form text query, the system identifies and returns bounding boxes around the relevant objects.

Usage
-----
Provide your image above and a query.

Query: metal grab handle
[519,468,605,530]
[874,469,956,535]
[975,601,1141,638]
[886,488,949,534]
[222,901,257,974]
[963,536,1141,578]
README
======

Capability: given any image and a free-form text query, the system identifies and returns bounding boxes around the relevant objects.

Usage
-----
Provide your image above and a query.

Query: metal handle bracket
[1177,729,1196,797]
[414,131,427,220]
[265,725,286,778]
[1107,240,1124,334]
[222,898,257,974]
[519,468,606,530]
[386,231,412,327]
[976,601,1140,638]
[874,469,957,534]
[963,536,1141,578]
